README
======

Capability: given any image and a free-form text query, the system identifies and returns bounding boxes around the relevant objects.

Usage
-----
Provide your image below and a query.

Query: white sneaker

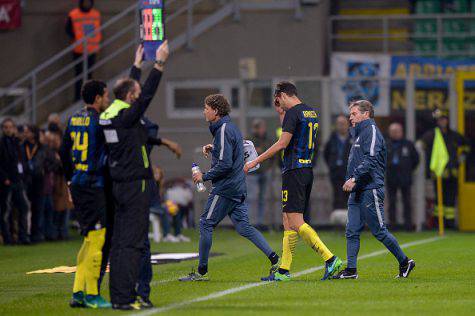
[162,234,179,243]
[176,234,191,242]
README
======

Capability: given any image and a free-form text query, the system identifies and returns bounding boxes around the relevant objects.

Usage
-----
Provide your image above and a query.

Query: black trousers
[387,183,412,230]
[1,182,29,243]
[98,178,115,293]
[109,179,151,305]
[73,53,97,101]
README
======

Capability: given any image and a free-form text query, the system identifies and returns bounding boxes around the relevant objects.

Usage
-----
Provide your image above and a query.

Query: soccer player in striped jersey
[61,80,112,308]
[245,81,342,281]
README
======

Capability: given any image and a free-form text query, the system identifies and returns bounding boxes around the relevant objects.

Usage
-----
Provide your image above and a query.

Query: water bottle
[192,163,206,192]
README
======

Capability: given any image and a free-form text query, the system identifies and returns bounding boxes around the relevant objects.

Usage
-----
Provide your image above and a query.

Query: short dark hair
[349,100,374,118]
[275,81,298,97]
[113,78,138,101]
[204,94,231,117]
[81,80,107,104]
[1,117,14,127]
[26,124,40,144]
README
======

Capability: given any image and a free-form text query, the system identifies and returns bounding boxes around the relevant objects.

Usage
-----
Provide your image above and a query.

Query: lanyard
[26,144,38,161]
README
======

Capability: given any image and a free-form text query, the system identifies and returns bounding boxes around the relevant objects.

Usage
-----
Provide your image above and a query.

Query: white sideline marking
[134,236,442,315]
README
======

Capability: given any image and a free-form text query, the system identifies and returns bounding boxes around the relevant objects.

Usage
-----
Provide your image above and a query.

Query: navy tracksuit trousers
[346,188,407,269]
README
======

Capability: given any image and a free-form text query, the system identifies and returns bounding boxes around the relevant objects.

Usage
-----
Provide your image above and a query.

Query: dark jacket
[346,119,386,192]
[24,142,49,191]
[324,132,352,182]
[99,67,162,182]
[202,115,247,201]
[129,67,163,156]
[0,135,27,184]
[386,139,419,187]
[421,127,469,177]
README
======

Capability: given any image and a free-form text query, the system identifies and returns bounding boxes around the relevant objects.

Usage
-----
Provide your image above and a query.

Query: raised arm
[118,41,169,127]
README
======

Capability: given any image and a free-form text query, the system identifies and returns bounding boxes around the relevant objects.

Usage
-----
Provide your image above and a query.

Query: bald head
[388,123,404,140]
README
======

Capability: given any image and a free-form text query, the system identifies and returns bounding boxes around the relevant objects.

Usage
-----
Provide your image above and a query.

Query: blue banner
[391,56,475,88]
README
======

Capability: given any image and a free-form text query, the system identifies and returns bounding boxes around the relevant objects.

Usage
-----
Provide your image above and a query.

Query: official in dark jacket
[421,109,469,227]
[126,50,181,308]
[324,114,352,210]
[334,100,415,280]
[99,41,169,310]
[23,124,50,242]
[179,94,278,281]
[386,123,419,230]
[0,118,30,245]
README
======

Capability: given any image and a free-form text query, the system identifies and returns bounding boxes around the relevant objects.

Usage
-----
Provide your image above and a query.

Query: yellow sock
[298,223,333,262]
[279,230,299,271]
[84,228,106,296]
[73,238,89,293]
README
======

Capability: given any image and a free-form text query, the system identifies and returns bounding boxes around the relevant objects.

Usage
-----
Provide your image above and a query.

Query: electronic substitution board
[140,0,165,61]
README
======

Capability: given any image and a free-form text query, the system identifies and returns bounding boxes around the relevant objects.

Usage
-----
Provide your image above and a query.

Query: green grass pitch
[0,229,474,315]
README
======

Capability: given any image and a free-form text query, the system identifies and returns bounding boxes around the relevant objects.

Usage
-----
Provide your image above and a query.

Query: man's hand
[202,144,213,158]
[4,179,11,186]
[166,140,182,159]
[244,160,258,174]
[134,44,144,68]
[67,182,73,204]
[192,170,203,184]
[343,178,356,192]
[154,40,169,71]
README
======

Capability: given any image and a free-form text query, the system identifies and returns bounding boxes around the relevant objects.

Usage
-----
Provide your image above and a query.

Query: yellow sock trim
[73,238,89,293]
[279,230,299,271]
[84,228,106,295]
[298,223,333,262]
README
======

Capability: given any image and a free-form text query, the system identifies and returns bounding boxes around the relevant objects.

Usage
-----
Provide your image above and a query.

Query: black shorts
[282,168,313,213]
[71,184,107,236]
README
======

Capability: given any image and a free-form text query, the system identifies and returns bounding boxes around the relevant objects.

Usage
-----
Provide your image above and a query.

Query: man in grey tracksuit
[333,100,416,279]
[179,94,279,281]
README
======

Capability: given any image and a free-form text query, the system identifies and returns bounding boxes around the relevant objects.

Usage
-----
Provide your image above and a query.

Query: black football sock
[269,252,279,265]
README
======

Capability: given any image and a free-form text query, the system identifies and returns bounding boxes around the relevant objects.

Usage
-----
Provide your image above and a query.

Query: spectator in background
[324,115,352,211]
[47,113,63,135]
[23,125,49,242]
[164,178,193,242]
[247,119,273,230]
[42,131,62,241]
[48,130,72,240]
[386,123,419,231]
[0,118,30,245]
[421,109,470,228]
[66,0,102,101]
[149,166,175,242]
[16,125,26,144]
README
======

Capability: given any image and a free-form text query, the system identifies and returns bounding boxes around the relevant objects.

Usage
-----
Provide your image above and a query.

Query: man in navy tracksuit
[179,94,279,281]
[333,100,416,279]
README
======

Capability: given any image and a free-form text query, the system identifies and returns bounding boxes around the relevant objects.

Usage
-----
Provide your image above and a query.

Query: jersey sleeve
[282,108,299,134]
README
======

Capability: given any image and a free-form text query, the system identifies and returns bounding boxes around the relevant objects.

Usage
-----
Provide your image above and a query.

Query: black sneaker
[396,259,416,278]
[137,296,154,309]
[178,268,209,281]
[112,301,142,310]
[332,268,358,279]
[69,291,86,308]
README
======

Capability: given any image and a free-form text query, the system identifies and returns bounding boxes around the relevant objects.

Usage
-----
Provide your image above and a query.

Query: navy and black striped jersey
[281,103,318,174]
[62,107,106,187]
